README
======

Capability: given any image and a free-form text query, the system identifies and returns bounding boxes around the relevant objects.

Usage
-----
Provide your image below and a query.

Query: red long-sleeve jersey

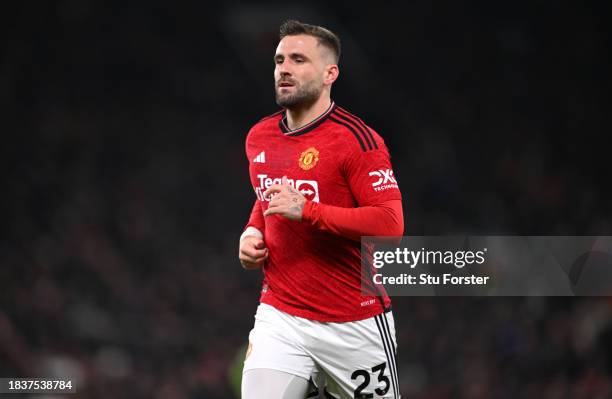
[244,103,403,322]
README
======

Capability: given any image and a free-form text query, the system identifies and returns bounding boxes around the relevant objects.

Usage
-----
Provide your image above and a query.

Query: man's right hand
[239,235,269,269]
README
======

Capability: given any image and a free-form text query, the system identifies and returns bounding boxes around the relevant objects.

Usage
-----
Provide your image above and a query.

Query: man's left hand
[263,176,306,221]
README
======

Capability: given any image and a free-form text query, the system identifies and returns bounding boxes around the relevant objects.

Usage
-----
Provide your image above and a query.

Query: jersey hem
[261,296,388,323]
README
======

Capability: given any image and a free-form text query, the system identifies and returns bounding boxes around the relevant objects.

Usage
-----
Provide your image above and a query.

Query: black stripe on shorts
[375,314,399,398]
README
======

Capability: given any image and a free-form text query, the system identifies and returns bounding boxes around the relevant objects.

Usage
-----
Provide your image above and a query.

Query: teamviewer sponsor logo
[295,180,319,202]
[254,174,320,203]
[369,169,398,192]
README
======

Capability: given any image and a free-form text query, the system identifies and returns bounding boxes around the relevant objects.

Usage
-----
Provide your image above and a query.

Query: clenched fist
[239,232,268,270]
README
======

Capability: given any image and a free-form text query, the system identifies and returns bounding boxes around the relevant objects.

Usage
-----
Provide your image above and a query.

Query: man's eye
[295,58,304,63]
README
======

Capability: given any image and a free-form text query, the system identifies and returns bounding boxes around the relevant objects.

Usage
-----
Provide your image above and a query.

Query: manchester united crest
[299,147,320,170]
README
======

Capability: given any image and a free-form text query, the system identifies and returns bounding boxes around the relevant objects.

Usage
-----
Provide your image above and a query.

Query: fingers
[264,190,288,209]
[239,237,269,265]
[262,176,299,218]
[241,248,268,261]
[241,244,268,260]
[263,185,282,199]
[264,192,289,216]
[240,247,268,269]
[263,202,287,217]
[263,176,290,199]
[263,207,279,217]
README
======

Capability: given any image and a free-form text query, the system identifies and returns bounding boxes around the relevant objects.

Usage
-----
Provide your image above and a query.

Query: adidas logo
[253,151,266,163]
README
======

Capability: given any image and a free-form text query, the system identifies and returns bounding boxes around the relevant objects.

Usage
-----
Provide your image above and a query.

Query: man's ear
[324,64,339,85]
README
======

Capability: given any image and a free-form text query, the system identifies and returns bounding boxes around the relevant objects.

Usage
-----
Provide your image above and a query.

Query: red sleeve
[244,199,265,232]
[302,199,403,242]
[343,142,402,206]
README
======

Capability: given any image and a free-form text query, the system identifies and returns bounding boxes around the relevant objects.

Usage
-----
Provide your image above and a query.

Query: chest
[248,130,347,204]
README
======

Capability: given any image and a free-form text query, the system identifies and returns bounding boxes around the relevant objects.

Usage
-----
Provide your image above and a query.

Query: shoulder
[327,105,387,153]
[258,108,285,124]
[246,109,284,142]
[252,109,284,131]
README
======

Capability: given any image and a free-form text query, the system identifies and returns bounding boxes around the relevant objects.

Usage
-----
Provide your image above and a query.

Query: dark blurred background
[1,1,612,398]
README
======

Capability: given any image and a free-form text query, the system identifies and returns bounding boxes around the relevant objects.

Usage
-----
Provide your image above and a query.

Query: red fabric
[245,199,265,233]
[302,199,403,242]
[244,103,402,322]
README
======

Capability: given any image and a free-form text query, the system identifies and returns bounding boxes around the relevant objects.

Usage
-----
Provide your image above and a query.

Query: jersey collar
[279,102,336,137]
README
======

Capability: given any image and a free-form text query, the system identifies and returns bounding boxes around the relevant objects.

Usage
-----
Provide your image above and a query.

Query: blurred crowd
[1,1,610,398]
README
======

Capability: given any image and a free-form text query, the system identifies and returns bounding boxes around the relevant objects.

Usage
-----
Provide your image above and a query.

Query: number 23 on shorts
[351,361,390,398]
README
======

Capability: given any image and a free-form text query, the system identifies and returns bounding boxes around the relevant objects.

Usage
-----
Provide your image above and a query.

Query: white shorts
[243,303,400,398]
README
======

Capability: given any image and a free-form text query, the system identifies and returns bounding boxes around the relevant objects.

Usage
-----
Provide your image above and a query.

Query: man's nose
[277,62,292,76]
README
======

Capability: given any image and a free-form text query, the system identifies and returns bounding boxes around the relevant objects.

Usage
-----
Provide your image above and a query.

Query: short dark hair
[279,20,341,64]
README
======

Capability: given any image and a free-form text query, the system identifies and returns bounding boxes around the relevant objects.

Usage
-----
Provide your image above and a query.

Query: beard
[275,78,322,109]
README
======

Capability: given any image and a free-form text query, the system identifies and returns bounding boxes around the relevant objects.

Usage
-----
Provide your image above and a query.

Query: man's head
[274,20,341,109]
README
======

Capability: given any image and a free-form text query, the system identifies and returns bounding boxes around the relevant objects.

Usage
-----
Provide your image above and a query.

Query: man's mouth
[278,81,295,88]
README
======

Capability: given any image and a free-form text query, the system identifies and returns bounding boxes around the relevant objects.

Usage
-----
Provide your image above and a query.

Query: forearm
[245,199,265,233]
[301,199,404,242]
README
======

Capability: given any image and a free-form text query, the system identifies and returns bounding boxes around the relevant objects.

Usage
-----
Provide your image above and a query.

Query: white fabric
[241,368,310,399]
[242,303,400,398]
[240,226,263,242]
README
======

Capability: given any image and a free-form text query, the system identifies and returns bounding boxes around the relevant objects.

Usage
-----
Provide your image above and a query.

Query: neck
[285,95,332,130]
